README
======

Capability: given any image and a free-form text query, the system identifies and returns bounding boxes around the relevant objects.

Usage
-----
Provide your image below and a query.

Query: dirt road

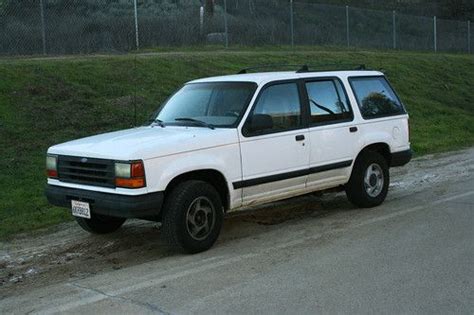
[1,148,473,313]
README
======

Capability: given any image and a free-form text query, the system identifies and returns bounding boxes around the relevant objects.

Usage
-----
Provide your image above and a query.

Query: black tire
[345,150,389,208]
[161,180,224,254]
[75,214,126,234]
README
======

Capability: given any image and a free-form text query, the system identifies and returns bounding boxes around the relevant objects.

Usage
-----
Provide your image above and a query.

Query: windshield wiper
[175,118,215,130]
[149,118,165,128]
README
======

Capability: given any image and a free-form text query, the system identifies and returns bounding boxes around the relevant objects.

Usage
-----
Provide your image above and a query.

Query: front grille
[57,156,115,188]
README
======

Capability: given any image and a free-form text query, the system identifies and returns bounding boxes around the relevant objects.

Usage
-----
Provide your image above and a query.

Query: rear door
[237,81,310,205]
[304,78,359,189]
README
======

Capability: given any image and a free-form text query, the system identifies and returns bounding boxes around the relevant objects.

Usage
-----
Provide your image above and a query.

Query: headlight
[115,163,131,178]
[46,155,58,178]
[114,161,146,188]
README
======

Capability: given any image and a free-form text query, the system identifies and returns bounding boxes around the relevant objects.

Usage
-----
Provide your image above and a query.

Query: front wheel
[75,214,126,234]
[345,151,389,208]
[161,180,223,254]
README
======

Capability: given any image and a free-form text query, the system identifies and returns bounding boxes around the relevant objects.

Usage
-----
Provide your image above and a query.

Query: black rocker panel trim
[233,160,353,189]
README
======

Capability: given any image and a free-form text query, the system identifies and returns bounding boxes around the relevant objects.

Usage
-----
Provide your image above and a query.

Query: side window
[246,83,302,135]
[350,76,405,119]
[305,80,352,124]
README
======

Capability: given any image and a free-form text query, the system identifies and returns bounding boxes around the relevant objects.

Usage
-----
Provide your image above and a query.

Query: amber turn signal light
[115,177,145,188]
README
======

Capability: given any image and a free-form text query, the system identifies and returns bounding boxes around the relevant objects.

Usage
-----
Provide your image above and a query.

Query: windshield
[154,82,257,128]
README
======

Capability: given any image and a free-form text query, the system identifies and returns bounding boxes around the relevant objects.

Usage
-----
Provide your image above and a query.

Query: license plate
[71,200,91,219]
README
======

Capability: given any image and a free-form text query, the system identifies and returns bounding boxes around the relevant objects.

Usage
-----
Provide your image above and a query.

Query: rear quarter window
[349,76,406,119]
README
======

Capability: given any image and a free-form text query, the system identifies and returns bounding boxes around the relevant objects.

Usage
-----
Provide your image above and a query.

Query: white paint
[239,128,310,203]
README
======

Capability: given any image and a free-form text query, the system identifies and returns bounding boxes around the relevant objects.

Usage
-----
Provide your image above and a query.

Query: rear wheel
[75,214,126,234]
[162,180,223,254]
[345,151,389,208]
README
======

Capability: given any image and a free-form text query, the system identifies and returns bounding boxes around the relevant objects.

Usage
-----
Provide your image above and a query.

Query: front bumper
[45,184,164,219]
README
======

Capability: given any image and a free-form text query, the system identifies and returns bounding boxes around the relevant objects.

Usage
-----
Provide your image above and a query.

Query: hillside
[0,48,473,238]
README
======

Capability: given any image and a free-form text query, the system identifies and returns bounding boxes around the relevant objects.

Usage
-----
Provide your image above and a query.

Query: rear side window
[349,76,405,119]
[305,79,352,124]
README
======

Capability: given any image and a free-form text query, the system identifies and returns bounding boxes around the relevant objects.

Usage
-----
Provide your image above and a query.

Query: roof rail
[237,64,307,74]
[237,64,367,74]
[296,63,367,72]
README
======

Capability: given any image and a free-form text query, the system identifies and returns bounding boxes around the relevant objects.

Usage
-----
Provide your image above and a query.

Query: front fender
[144,143,242,196]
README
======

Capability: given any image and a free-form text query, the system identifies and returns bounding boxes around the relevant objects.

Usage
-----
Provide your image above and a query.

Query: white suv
[46,67,412,253]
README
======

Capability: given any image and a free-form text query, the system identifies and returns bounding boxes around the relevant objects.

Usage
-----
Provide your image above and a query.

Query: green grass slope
[0,49,473,239]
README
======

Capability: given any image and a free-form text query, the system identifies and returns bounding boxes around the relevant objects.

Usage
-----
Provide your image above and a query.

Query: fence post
[199,6,204,36]
[223,0,229,48]
[468,20,471,54]
[433,16,437,52]
[290,0,294,48]
[133,0,140,50]
[39,0,46,55]
[346,6,350,47]
[392,10,396,49]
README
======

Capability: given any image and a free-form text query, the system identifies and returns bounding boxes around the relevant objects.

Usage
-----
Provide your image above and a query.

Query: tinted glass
[306,80,352,124]
[350,77,405,119]
[156,82,256,127]
[251,83,302,133]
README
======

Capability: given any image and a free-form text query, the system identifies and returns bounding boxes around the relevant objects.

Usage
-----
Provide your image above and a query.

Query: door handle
[349,126,358,133]
[295,135,305,141]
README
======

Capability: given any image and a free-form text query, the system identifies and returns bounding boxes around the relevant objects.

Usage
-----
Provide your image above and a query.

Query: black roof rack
[297,63,367,72]
[237,64,308,74]
[237,64,367,74]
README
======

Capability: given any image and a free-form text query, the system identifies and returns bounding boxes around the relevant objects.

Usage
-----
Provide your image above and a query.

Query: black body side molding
[233,160,353,189]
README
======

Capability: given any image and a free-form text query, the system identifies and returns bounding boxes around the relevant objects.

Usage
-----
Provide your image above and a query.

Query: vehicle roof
[188,70,384,85]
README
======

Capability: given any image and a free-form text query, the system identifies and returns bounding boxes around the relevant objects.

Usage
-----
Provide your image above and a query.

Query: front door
[237,81,310,205]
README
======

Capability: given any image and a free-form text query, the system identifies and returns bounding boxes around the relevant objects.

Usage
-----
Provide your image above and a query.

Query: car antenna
[133,54,138,127]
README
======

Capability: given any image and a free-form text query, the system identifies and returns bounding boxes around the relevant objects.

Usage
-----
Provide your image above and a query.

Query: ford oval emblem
[81,157,88,163]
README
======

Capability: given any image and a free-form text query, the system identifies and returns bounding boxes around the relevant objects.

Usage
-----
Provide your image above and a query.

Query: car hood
[48,126,239,160]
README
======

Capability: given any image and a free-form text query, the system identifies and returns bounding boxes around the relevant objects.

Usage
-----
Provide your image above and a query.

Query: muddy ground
[1,148,473,298]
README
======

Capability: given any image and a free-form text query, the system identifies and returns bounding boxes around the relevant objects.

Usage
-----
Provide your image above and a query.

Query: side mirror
[246,114,273,134]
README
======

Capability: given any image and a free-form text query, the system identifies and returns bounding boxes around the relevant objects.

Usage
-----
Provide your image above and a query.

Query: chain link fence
[0,0,472,56]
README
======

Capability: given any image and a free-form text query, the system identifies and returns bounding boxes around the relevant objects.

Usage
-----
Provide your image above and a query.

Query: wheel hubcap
[186,196,215,241]
[364,163,384,197]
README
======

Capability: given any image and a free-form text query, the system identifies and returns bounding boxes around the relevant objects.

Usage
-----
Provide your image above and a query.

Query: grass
[0,48,473,239]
